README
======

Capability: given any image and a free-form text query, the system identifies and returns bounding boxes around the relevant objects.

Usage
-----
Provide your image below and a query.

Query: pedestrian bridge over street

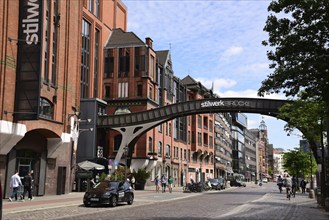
[97,97,291,170]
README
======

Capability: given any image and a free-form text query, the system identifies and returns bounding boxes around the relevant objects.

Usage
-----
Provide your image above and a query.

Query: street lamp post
[124,146,129,182]
[200,160,202,183]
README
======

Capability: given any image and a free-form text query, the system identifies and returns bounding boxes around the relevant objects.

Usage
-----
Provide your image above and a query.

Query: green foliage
[99,172,108,182]
[277,97,326,163]
[283,148,317,179]
[278,98,325,140]
[110,166,130,181]
[132,168,151,182]
[258,0,329,101]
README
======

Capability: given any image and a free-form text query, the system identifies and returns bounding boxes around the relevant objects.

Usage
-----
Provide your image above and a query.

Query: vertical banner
[14,0,43,120]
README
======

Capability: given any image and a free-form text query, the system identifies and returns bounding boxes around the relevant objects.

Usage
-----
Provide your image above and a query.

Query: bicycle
[286,187,291,200]
[277,182,283,193]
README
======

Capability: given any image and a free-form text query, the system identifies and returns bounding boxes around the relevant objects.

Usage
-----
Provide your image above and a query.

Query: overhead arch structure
[97,97,291,172]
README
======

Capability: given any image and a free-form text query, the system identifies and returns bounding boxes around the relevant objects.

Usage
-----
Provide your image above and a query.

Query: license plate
[90,198,99,201]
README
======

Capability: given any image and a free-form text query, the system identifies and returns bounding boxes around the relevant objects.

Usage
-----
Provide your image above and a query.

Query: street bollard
[309,189,315,199]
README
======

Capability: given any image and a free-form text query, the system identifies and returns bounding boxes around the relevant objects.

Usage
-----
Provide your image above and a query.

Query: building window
[95,0,100,18]
[51,0,58,85]
[105,85,111,99]
[166,144,170,158]
[198,115,202,129]
[187,131,191,144]
[88,0,93,12]
[148,137,153,153]
[119,48,129,77]
[118,82,128,98]
[150,56,155,79]
[104,49,114,78]
[114,135,122,151]
[149,86,153,99]
[137,84,143,96]
[158,142,162,156]
[39,97,53,119]
[198,132,202,146]
[158,124,162,133]
[44,0,50,83]
[209,120,213,132]
[94,29,100,97]
[81,19,91,98]
[134,47,146,77]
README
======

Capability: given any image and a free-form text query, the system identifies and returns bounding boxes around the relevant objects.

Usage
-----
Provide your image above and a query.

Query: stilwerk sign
[14,0,43,120]
[201,100,251,108]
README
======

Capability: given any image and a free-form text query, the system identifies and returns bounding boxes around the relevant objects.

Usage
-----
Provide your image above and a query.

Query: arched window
[158,141,162,156]
[39,97,53,119]
[165,144,170,158]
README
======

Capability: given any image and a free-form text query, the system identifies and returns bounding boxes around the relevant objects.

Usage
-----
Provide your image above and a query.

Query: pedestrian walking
[9,170,22,201]
[131,175,136,189]
[161,175,167,193]
[22,171,33,201]
[300,179,307,194]
[168,175,174,193]
[154,176,160,192]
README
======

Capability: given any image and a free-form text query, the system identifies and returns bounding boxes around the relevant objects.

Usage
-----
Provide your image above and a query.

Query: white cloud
[221,46,244,61]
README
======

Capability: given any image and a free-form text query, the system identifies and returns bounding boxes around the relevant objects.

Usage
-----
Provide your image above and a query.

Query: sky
[122,0,303,151]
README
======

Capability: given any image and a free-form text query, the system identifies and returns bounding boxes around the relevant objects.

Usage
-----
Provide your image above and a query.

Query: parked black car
[208,178,221,190]
[230,179,246,187]
[83,180,134,207]
[216,178,226,189]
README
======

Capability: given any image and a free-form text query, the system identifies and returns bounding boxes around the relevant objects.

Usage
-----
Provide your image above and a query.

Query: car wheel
[127,194,134,205]
[109,196,118,207]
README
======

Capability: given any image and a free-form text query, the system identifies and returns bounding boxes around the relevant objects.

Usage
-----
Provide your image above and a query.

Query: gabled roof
[105,28,146,48]
[156,50,170,66]
[181,75,198,86]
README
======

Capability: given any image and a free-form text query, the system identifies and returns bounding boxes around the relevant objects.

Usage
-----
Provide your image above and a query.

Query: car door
[117,181,126,202]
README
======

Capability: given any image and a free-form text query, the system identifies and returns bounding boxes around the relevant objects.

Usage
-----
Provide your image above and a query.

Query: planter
[135,181,146,190]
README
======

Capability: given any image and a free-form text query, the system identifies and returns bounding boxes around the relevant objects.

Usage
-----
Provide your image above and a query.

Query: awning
[78,160,105,171]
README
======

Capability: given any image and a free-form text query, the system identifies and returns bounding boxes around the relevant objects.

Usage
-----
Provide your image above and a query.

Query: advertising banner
[14,0,43,120]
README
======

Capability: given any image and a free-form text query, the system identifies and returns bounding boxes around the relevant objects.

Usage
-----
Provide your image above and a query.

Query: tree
[283,148,317,180]
[258,0,329,103]
[277,97,326,163]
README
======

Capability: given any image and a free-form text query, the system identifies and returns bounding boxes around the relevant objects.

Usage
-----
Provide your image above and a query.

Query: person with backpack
[168,176,174,193]
[161,175,167,193]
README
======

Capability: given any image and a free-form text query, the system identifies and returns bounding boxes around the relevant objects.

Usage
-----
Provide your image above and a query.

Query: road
[3,183,329,220]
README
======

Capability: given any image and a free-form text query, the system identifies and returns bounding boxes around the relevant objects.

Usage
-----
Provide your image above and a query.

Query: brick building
[0,0,127,196]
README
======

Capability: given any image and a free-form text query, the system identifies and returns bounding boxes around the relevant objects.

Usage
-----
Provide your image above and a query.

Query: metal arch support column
[111,119,166,174]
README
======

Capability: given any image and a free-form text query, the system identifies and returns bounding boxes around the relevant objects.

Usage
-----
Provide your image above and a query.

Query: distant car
[262,178,268,183]
[230,179,246,187]
[216,178,226,190]
[208,178,221,190]
[83,180,134,207]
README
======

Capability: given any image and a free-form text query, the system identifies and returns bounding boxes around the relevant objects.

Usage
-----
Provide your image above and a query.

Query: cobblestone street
[3,184,329,220]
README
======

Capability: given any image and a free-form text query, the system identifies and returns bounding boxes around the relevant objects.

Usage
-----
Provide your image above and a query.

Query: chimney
[146,37,153,48]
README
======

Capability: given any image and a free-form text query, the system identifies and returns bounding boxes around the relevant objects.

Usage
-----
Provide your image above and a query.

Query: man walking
[22,171,33,201]
[9,170,22,201]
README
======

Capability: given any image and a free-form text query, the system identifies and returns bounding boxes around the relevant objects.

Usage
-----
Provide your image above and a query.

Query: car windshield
[94,181,119,191]
[208,179,218,183]
[217,178,224,183]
